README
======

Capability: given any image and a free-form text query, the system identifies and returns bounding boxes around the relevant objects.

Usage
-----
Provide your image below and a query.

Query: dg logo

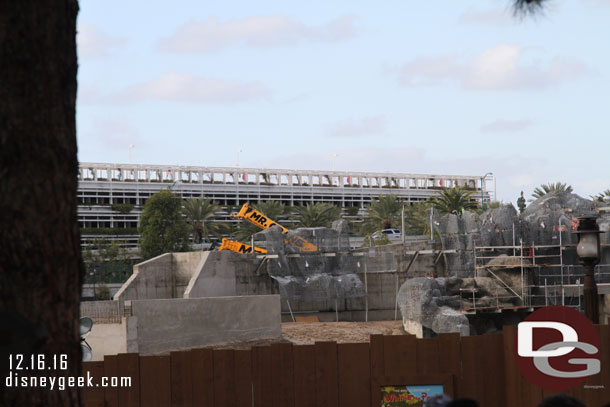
[515,306,601,391]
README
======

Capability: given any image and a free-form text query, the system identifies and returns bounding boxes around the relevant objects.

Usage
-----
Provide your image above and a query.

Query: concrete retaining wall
[126,295,281,355]
[114,252,206,303]
[86,320,127,361]
[185,251,278,298]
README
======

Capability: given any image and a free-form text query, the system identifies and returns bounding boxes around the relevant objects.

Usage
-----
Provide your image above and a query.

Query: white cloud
[481,119,534,133]
[77,22,125,58]
[91,118,142,151]
[158,14,357,53]
[328,115,387,138]
[398,44,587,91]
[112,73,271,104]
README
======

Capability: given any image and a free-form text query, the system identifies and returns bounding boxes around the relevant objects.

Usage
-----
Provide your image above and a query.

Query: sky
[76,0,610,205]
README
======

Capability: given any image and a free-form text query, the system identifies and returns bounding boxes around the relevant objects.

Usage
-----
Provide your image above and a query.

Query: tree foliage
[592,189,610,203]
[294,203,341,228]
[182,198,223,243]
[404,202,432,236]
[138,190,190,259]
[430,186,478,216]
[517,191,527,213]
[362,194,402,234]
[531,182,573,200]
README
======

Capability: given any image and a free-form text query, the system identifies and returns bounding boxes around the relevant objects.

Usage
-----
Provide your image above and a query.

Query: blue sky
[76,0,610,204]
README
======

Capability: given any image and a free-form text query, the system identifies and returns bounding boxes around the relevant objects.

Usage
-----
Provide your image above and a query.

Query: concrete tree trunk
[0,1,82,406]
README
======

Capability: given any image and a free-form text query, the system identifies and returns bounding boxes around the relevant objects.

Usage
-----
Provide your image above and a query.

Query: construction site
[80,190,610,406]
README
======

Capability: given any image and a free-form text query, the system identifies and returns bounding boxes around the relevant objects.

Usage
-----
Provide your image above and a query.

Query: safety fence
[82,324,609,407]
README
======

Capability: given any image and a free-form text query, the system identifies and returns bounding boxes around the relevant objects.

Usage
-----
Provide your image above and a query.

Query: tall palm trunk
[0,1,82,406]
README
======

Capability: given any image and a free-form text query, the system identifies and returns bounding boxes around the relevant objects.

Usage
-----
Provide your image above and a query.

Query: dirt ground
[209,320,405,350]
[282,320,404,345]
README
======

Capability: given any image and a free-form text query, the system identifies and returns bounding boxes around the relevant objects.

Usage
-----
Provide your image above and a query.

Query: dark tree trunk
[0,1,81,406]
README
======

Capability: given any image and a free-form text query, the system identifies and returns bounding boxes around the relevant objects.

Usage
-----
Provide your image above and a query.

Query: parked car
[371,228,401,240]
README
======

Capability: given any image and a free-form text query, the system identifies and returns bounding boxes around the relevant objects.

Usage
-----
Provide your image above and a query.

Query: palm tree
[294,203,341,228]
[431,186,478,216]
[592,189,610,203]
[531,182,573,200]
[362,194,402,234]
[404,201,432,236]
[182,198,223,243]
[513,0,547,16]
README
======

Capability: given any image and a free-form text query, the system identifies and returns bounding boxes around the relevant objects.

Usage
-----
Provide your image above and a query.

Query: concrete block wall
[126,295,281,355]
[114,252,206,303]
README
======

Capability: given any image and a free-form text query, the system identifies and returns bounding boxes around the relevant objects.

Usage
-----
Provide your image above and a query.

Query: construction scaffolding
[466,240,610,314]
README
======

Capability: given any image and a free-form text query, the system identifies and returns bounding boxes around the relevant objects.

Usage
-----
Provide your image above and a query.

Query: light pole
[236,149,243,167]
[574,215,603,324]
[480,172,493,210]
[128,144,134,163]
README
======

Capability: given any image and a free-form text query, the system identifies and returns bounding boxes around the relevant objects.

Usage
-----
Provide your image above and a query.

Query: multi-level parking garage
[78,162,493,246]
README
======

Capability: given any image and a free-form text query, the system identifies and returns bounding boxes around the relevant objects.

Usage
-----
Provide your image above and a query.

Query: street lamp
[574,215,603,324]
[480,172,493,210]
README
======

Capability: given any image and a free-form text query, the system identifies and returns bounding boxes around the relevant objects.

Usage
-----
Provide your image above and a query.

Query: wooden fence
[83,324,609,407]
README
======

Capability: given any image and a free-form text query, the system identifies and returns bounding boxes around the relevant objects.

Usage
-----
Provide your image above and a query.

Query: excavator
[226,203,317,252]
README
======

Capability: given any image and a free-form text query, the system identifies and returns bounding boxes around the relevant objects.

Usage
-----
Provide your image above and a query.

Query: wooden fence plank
[597,324,610,404]
[252,346,272,407]
[315,341,339,407]
[502,325,522,407]
[271,343,294,407]
[416,337,439,375]
[456,335,479,400]
[234,349,252,407]
[171,351,193,407]
[437,333,460,378]
[213,349,235,407]
[579,324,610,407]
[383,335,416,376]
[370,335,384,380]
[140,355,170,407]
[338,343,370,407]
[293,345,317,407]
[191,349,214,407]
[117,353,140,407]
[104,355,119,407]
[480,334,506,407]
[83,361,105,407]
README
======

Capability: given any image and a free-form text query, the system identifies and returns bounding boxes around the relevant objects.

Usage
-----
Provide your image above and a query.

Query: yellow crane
[218,238,267,254]
[232,203,317,252]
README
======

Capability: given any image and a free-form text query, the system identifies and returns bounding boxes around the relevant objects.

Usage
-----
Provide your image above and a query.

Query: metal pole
[402,204,405,244]
[559,221,563,285]
[335,299,339,322]
[513,222,515,257]
[429,208,434,241]
[520,240,525,299]
[364,263,369,322]
[394,272,399,321]
[480,177,484,210]
[545,278,548,306]
[584,263,599,324]
[286,300,295,322]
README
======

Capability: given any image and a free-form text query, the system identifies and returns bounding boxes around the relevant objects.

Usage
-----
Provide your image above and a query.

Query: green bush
[95,284,111,300]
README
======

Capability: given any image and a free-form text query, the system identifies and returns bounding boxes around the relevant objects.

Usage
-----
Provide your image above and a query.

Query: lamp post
[480,172,493,210]
[574,215,602,324]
